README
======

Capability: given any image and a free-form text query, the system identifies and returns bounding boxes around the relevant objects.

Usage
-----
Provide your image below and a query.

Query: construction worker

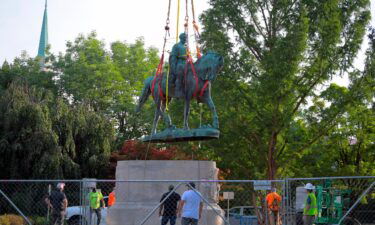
[45,183,68,225]
[108,187,116,208]
[159,185,181,225]
[89,187,105,225]
[303,183,317,225]
[266,187,282,225]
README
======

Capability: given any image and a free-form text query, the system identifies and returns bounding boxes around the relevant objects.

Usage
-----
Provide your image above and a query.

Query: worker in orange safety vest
[108,187,116,208]
[266,187,282,225]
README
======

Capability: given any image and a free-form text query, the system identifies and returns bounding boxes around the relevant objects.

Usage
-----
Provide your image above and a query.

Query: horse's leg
[206,97,219,129]
[183,97,191,130]
[161,100,173,128]
[151,100,162,134]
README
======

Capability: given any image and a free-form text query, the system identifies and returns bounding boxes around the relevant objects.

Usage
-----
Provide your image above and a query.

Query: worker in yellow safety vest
[89,188,105,225]
[303,183,317,225]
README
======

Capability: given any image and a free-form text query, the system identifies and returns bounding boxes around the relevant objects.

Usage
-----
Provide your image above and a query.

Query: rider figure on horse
[169,33,187,98]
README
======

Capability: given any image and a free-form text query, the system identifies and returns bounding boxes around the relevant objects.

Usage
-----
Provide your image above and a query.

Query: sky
[0,0,374,76]
[0,0,209,63]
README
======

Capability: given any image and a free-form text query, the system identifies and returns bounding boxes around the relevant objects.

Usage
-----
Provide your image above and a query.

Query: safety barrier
[0,177,373,225]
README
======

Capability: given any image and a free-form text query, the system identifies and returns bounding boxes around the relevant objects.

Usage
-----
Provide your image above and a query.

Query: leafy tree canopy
[199,0,373,179]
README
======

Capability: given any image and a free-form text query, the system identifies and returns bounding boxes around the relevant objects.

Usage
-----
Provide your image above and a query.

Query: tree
[0,81,61,178]
[0,80,115,179]
[110,38,159,143]
[56,32,123,112]
[55,32,159,146]
[200,0,371,179]
[286,29,375,177]
[50,99,115,178]
[0,32,163,179]
[0,51,58,95]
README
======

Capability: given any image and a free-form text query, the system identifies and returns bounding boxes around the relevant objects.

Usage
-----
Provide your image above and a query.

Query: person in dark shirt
[45,183,68,225]
[159,185,181,225]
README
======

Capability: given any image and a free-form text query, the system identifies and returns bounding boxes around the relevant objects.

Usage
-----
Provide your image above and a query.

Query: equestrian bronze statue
[136,51,224,142]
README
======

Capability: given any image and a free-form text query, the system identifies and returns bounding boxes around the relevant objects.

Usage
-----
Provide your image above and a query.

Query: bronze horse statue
[136,51,224,135]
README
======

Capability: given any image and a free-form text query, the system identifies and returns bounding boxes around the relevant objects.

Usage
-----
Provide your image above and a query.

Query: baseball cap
[56,183,65,190]
[187,182,196,189]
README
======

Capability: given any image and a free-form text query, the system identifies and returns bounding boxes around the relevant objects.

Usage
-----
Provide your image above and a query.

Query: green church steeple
[37,0,48,58]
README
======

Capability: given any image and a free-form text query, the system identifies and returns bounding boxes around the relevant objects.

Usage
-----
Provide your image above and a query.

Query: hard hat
[304,183,315,190]
[56,183,65,189]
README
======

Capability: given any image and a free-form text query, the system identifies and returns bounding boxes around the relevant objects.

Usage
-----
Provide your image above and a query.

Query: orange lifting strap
[151,0,171,101]
[152,0,203,102]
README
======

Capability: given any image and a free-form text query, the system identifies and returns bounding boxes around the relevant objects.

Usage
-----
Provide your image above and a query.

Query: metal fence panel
[0,177,373,225]
[284,177,375,225]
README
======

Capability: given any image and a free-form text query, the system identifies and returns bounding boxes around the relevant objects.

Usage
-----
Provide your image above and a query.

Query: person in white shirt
[177,182,203,225]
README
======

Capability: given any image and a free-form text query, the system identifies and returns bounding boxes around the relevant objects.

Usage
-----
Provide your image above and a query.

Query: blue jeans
[161,215,177,225]
[90,208,102,225]
[181,217,198,225]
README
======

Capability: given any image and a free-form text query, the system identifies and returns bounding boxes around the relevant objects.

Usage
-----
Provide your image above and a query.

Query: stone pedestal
[107,160,225,225]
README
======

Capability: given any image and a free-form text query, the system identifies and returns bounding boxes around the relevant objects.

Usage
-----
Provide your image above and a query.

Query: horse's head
[196,51,224,81]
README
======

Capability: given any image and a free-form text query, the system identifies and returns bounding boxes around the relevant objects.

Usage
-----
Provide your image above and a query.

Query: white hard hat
[56,183,65,189]
[304,183,315,190]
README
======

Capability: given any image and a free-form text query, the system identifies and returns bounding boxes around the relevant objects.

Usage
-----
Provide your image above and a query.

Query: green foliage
[199,0,372,179]
[55,32,158,147]
[0,14,372,180]
[0,80,114,179]
[30,216,49,225]
[56,32,122,112]
[0,32,158,179]
[0,52,57,95]
[0,81,60,178]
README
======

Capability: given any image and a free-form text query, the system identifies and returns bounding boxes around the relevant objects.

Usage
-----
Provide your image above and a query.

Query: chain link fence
[0,177,373,225]
[284,177,375,225]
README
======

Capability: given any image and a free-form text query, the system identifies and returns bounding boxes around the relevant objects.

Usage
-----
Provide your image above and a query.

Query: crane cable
[191,0,201,58]
[167,0,202,107]
[176,0,181,43]
[151,0,171,101]
[165,0,172,110]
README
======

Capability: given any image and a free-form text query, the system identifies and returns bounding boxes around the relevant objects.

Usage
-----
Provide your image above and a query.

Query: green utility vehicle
[315,180,352,224]
[296,180,369,225]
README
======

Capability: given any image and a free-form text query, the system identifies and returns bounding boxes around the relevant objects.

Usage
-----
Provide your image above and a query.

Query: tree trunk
[267,131,277,180]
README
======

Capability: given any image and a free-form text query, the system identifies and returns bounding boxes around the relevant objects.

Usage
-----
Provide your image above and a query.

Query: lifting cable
[176,0,181,43]
[190,0,209,98]
[184,0,190,55]
[191,0,201,58]
[165,0,172,110]
[183,0,200,98]
[154,0,203,104]
[151,0,171,102]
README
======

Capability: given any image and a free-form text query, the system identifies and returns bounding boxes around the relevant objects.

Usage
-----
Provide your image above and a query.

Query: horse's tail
[136,76,153,113]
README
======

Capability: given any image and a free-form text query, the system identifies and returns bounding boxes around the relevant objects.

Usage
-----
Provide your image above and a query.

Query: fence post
[284,178,290,225]
[282,179,286,225]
